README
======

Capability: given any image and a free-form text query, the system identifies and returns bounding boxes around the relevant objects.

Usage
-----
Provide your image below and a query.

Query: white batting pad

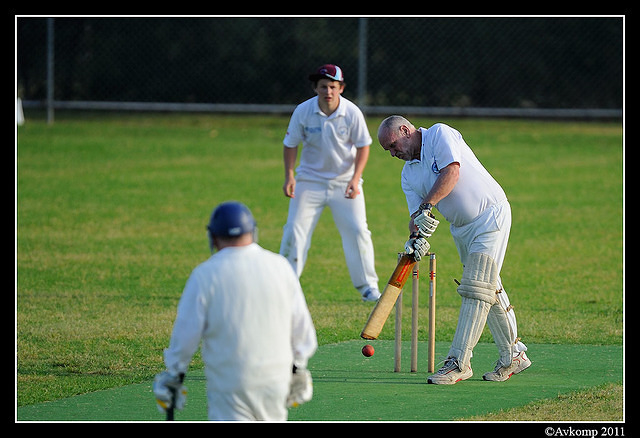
[456,252,499,304]
[449,297,491,369]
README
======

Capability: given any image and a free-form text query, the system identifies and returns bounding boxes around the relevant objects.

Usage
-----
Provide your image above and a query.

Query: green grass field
[16,112,623,421]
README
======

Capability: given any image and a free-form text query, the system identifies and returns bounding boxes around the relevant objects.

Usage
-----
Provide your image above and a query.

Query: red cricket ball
[362,344,375,357]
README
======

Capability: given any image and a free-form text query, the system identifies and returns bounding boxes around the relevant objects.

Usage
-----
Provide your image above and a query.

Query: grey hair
[377,115,414,139]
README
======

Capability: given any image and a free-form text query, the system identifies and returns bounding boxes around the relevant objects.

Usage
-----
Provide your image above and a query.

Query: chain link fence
[17,16,623,119]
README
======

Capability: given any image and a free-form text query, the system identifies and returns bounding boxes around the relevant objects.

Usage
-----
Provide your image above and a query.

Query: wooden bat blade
[360,254,416,340]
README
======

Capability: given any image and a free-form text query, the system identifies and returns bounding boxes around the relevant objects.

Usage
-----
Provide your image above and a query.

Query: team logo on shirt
[432,160,440,174]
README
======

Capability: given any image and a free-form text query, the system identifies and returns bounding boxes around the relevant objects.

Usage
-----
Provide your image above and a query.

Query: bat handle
[166,373,185,421]
[166,395,175,421]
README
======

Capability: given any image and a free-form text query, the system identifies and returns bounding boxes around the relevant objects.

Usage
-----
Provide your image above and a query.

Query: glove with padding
[404,235,430,261]
[287,366,313,408]
[153,371,187,413]
[413,209,440,238]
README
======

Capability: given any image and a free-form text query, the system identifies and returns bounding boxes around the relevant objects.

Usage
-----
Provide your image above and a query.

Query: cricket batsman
[153,201,317,420]
[377,115,531,384]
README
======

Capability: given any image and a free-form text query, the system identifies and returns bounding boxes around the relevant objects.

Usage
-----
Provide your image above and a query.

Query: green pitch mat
[17,341,622,422]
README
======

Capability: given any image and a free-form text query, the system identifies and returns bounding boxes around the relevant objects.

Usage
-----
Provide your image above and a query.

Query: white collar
[314,96,346,119]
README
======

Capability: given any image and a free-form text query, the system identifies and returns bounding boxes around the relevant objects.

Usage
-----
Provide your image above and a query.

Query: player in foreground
[280,64,380,302]
[153,201,317,420]
[377,116,531,384]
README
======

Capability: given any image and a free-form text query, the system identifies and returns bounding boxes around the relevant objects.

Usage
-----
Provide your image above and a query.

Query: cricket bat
[361,253,417,340]
[166,373,185,421]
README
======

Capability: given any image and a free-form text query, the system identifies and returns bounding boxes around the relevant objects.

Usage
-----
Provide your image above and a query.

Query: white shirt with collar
[284,95,372,182]
[401,123,507,227]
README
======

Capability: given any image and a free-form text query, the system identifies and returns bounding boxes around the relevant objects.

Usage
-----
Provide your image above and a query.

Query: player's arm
[409,162,458,242]
[345,145,370,199]
[153,273,206,416]
[416,162,460,214]
[409,162,459,228]
[283,146,298,198]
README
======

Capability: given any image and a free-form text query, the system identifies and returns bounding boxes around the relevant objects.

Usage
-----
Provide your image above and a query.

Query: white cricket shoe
[483,351,532,382]
[512,351,532,374]
[427,357,473,385]
[362,288,381,302]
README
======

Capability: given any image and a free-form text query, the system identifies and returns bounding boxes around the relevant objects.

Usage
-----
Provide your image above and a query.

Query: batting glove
[287,366,313,408]
[153,371,187,413]
[404,235,430,261]
[414,207,439,238]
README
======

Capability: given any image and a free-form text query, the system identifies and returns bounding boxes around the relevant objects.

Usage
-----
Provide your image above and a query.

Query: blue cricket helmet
[207,201,257,238]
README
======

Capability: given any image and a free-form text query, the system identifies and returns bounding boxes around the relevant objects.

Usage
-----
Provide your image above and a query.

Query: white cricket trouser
[280,177,379,296]
[450,199,527,355]
[207,384,289,421]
